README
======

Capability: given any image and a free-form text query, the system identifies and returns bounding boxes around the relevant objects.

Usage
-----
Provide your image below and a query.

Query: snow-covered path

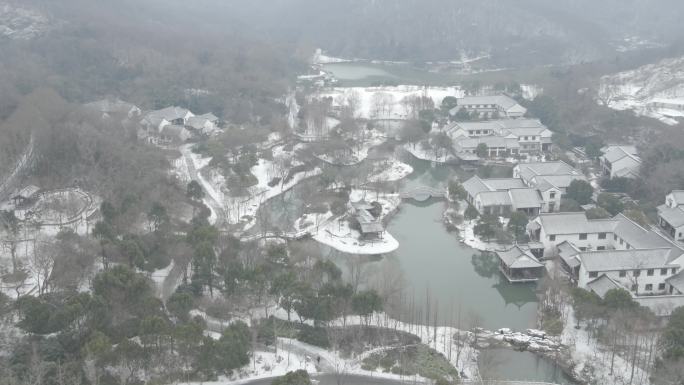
[180,144,226,226]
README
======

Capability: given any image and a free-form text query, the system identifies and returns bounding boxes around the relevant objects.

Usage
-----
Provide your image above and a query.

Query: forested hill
[224,0,684,66]
[0,0,305,122]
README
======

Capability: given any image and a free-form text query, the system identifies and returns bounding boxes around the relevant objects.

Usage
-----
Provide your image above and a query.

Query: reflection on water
[480,349,575,385]
[387,199,539,330]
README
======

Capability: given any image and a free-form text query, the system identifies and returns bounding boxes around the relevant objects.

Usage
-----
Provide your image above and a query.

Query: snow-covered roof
[531,174,585,190]
[160,125,190,141]
[660,205,684,230]
[580,248,677,272]
[667,190,684,206]
[536,212,617,235]
[517,161,580,180]
[457,95,520,110]
[85,98,140,115]
[602,145,641,165]
[497,245,544,269]
[614,213,681,254]
[13,185,40,199]
[144,106,192,124]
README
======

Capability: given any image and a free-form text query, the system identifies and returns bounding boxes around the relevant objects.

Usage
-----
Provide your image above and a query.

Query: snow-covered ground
[366,158,413,183]
[304,189,401,255]
[177,144,321,232]
[318,85,465,120]
[599,55,684,125]
[561,304,652,385]
[402,143,457,164]
[314,129,387,166]
[182,310,479,385]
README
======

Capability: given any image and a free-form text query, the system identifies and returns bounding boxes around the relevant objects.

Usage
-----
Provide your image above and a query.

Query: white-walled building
[658,190,684,241]
[600,145,641,179]
[514,161,586,196]
[446,119,553,154]
[528,211,684,315]
[449,95,527,118]
[462,176,544,216]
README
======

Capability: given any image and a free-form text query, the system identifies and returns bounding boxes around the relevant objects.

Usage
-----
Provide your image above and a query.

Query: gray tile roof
[666,270,684,293]
[497,245,544,269]
[517,161,584,188]
[602,146,640,164]
[509,188,542,208]
[532,174,586,190]
[658,204,684,228]
[613,214,683,259]
[478,191,512,206]
[557,241,581,269]
[587,275,625,297]
[457,95,520,109]
[537,212,617,235]
[669,191,684,206]
[482,178,526,190]
[580,248,677,272]
[463,176,491,198]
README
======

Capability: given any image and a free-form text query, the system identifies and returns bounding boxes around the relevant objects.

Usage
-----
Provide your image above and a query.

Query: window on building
[614,234,618,241]
[580,247,587,251]
[626,243,631,249]
[661,268,668,275]
[598,233,607,239]
[597,246,606,250]
[631,284,638,292]
[647,269,654,276]
[550,192,556,199]
[659,283,666,291]
[634,270,641,277]
[579,233,588,240]
[645,284,653,291]
[619,270,627,277]
[589,271,598,278]
[673,268,679,274]
[549,235,556,241]
[620,239,624,245]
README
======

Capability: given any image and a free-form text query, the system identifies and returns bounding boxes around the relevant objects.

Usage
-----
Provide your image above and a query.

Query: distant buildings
[528,211,684,315]
[138,106,221,144]
[84,98,142,119]
[658,191,684,241]
[10,185,40,207]
[600,145,641,179]
[449,95,527,119]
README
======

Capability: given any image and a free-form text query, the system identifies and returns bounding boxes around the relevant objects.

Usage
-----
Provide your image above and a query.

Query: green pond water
[253,153,574,383]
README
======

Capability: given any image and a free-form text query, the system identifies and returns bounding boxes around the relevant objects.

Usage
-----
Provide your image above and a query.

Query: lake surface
[387,199,539,330]
[323,63,397,81]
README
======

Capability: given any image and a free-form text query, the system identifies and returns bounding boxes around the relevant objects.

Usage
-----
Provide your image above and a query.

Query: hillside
[599,56,684,125]
[224,0,684,66]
